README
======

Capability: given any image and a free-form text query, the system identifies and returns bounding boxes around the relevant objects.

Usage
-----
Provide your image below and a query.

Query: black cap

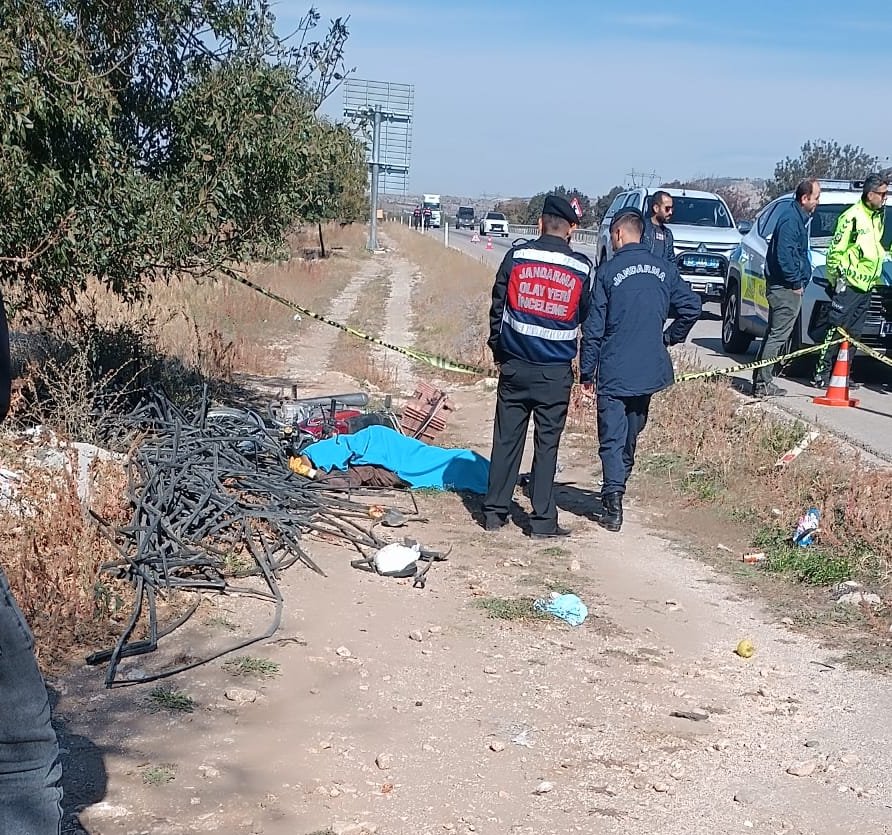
[610,206,644,229]
[542,194,581,225]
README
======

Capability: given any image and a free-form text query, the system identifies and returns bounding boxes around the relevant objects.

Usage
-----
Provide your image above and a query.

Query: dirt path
[375,233,417,395]
[58,245,892,835]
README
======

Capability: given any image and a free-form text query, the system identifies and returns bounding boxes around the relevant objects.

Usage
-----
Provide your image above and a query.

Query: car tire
[721,282,753,354]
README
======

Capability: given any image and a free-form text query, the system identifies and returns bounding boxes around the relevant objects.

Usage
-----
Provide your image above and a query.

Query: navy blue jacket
[766,201,810,290]
[642,216,676,263]
[580,242,701,396]
[489,234,593,365]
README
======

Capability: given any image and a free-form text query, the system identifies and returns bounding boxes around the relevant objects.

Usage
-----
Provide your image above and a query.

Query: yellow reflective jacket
[825,200,886,292]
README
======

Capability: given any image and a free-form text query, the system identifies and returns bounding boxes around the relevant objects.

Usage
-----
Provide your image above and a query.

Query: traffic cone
[486,236,493,250]
[813,341,860,408]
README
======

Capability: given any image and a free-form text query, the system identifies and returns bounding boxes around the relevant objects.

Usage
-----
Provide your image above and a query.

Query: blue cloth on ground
[534,593,588,626]
[303,425,490,493]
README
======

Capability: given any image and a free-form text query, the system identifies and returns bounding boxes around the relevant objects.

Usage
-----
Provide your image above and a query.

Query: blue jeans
[0,567,63,835]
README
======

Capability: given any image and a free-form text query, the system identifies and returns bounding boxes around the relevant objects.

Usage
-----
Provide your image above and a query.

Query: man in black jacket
[752,178,821,397]
[642,190,676,263]
[580,209,701,532]
[0,291,64,833]
[483,194,593,538]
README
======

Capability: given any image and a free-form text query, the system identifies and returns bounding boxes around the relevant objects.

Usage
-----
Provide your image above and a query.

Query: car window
[808,203,892,246]
[605,193,627,219]
[756,201,785,238]
[668,196,733,228]
[486,212,506,220]
[623,192,641,209]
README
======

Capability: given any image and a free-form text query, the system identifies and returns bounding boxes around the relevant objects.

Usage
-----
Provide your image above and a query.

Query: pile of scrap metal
[87,388,446,688]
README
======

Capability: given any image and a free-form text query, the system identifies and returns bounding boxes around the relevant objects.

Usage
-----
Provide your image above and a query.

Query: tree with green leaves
[591,186,623,225]
[0,2,366,317]
[526,186,594,228]
[767,139,879,199]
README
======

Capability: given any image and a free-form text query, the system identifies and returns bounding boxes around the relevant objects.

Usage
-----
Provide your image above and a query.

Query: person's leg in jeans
[0,568,63,835]
[753,285,801,391]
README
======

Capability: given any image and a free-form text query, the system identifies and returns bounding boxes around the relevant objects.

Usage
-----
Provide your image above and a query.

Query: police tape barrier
[838,329,892,372]
[225,271,499,378]
[227,270,874,388]
[673,338,844,384]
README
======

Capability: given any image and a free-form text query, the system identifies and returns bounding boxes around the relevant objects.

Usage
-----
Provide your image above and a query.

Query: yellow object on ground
[735,639,755,658]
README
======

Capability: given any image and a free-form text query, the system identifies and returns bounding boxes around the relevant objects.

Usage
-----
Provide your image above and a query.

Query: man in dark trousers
[752,178,820,398]
[580,209,700,532]
[642,190,676,262]
[483,194,593,539]
[0,289,64,833]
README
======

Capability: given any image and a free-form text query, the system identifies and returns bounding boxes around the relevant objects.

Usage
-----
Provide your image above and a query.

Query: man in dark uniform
[580,209,700,532]
[483,194,593,539]
[642,190,676,262]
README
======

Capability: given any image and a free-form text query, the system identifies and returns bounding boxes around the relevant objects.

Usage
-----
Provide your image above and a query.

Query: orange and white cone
[486,236,493,250]
[813,341,860,408]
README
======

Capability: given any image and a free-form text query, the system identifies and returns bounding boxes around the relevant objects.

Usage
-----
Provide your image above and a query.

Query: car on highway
[480,211,509,238]
[721,179,892,370]
[596,187,747,301]
[456,206,476,229]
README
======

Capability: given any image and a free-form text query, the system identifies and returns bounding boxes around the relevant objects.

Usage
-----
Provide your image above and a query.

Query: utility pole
[368,107,382,251]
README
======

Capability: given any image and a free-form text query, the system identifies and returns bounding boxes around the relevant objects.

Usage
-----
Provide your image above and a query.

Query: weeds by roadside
[635,350,892,592]
[474,596,548,622]
[222,656,281,679]
[147,686,196,714]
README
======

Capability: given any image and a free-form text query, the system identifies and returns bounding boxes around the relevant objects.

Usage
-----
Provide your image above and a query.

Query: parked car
[480,211,509,237]
[456,206,476,229]
[721,179,892,370]
[596,187,746,301]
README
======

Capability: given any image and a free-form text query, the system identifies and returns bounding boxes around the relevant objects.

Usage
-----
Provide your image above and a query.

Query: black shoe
[529,525,572,540]
[810,376,829,390]
[753,382,787,398]
[848,381,862,390]
[483,515,508,532]
[599,492,623,532]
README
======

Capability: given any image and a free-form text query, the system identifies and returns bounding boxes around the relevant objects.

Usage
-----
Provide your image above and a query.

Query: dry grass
[328,261,396,389]
[0,441,131,667]
[1,223,370,668]
[385,223,493,376]
[635,349,892,589]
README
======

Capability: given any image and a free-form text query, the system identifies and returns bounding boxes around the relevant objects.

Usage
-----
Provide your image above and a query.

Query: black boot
[599,492,623,532]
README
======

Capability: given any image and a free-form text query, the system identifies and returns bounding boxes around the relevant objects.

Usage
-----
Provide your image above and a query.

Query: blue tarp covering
[303,426,490,494]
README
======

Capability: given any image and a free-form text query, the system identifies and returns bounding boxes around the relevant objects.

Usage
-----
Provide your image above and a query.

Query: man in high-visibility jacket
[811,173,888,388]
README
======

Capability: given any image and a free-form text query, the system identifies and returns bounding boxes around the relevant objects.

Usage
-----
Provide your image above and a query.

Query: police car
[721,179,892,367]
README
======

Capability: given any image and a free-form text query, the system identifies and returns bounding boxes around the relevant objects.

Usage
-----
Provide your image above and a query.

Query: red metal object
[298,409,363,439]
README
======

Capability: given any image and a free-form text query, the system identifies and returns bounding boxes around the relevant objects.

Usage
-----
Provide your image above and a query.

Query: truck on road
[422,194,442,228]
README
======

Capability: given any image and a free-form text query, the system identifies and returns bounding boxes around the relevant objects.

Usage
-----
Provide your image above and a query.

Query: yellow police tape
[226,271,888,387]
[226,271,498,377]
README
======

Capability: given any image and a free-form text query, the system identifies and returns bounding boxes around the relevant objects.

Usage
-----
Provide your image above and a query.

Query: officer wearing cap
[580,208,700,532]
[482,194,593,539]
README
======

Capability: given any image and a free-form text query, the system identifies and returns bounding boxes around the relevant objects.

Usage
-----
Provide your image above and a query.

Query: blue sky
[274,1,891,198]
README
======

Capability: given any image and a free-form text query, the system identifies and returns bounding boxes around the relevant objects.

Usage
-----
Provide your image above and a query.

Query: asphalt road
[433,225,892,463]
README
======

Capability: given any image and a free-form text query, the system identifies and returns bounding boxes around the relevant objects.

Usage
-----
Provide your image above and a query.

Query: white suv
[596,187,746,300]
[479,212,509,237]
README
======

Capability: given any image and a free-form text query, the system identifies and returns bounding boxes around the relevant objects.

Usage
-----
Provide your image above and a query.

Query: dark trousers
[0,568,62,834]
[483,358,573,534]
[597,393,652,496]
[753,285,801,388]
[813,286,872,381]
